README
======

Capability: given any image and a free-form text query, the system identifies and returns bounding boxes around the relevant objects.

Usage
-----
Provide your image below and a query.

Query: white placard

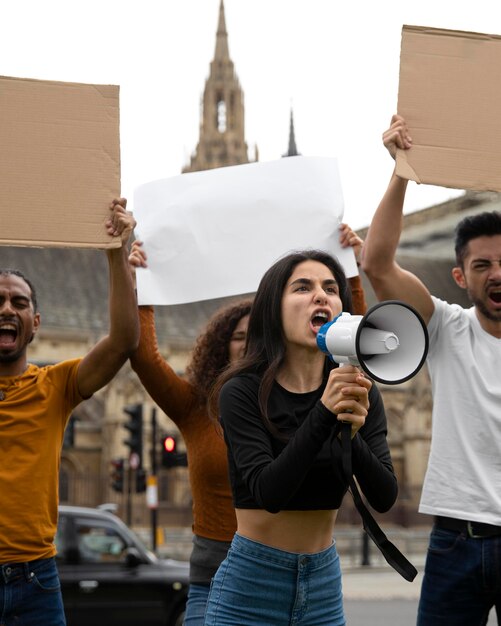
[134,157,357,305]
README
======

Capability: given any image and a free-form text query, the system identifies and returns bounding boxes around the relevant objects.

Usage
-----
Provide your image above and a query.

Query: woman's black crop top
[219,373,397,514]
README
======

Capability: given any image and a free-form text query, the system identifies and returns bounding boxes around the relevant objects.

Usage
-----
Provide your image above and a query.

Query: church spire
[214,0,229,61]
[283,107,301,157]
[183,0,256,173]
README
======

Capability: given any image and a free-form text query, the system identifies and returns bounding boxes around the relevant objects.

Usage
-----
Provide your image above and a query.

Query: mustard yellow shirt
[0,359,83,563]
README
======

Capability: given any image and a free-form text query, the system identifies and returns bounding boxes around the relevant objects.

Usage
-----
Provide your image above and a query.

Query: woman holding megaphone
[205,249,397,626]
[129,227,368,625]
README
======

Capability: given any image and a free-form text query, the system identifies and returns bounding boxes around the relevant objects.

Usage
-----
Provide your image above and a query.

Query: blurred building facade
[2,0,500,531]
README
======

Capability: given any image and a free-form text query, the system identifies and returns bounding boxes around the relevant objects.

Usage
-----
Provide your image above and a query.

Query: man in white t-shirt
[361,114,501,626]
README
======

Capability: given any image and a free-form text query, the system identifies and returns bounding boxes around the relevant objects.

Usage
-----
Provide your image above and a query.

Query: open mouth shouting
[487,285,501,307]
[0,321,19,351]
[310,310,330,334]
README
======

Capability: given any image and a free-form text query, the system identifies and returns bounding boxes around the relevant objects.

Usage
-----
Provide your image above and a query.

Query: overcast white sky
[2,0,500,229]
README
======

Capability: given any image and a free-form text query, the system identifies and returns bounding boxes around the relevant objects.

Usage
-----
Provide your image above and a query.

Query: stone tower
[182,0,255,172]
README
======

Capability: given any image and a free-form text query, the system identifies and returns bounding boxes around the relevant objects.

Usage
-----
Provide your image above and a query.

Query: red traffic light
[163,436,176,453]
[161,435,186,468]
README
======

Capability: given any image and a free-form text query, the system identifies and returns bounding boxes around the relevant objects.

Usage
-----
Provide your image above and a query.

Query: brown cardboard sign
[0,75,120,248]
[397,25,501,192]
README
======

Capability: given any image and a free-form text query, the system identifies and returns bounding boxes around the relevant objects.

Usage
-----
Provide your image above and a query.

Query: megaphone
[316,300,429,385]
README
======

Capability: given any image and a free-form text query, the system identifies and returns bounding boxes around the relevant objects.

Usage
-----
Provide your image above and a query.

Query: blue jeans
[204,533,345,626]
[184,583,210,625]
[417,526,501,625]
[0,557,66,626]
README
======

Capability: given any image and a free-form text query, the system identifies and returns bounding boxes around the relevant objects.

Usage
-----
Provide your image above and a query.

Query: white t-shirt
[419,297,501,524]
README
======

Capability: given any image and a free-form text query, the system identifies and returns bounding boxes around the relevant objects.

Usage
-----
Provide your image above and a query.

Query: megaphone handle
[338,363,353,423]
[339,422,417,582]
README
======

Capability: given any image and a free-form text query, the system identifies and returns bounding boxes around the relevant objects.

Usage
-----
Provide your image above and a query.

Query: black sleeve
[220,376,339,513]
[350,384,398,512]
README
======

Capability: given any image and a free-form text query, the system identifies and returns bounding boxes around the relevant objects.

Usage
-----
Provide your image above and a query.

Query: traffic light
[123,403,143,465]
[136,468,147,494]
[161,435,187,469]
[110,458,125,493]
[161,435,177,468]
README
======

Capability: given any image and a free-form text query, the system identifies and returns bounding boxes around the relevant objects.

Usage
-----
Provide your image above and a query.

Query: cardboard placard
[0,75,120,248]
[397,25,501,192]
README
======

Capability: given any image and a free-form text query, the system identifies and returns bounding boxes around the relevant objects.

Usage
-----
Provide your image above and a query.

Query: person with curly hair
[184,300,252,405]
[128,226,366,626]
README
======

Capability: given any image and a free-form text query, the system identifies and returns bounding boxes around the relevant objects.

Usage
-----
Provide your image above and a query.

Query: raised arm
[360,115,434,324]
[127,240,197,419]
[77,198,140,398]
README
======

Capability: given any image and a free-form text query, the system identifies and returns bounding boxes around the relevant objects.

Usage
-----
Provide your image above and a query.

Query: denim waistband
[0,557,54,585]
[230,533,337,570]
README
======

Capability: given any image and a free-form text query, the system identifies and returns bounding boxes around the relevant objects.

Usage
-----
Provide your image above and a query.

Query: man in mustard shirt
[0,198,139,626]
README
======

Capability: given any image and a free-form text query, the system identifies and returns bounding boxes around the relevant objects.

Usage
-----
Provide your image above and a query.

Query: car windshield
[56,510,158,565]
[76,519,127,563]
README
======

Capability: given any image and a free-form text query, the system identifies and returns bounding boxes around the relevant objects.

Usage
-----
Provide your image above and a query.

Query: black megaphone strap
[340,422,417,582]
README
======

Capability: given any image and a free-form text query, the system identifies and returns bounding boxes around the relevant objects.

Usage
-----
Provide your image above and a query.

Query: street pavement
[341,563,422,601]
[341,563,497,625]
[340,554,424,624]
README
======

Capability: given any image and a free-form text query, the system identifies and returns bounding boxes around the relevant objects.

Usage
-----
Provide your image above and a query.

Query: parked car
[56,505,188,626]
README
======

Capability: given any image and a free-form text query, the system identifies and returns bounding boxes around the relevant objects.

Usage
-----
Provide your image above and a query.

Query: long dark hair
[209,249,351,421]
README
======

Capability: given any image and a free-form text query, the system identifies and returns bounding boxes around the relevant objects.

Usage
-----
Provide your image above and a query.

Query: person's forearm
[130,306,158,373]
[106,245,140,355]
[349,275,367,315]
[130,307,195,419]
[351,435,398,512]
[361,171,408,277]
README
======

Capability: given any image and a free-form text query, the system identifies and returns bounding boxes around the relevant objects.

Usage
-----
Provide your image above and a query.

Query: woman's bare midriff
[235,508,338,553]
